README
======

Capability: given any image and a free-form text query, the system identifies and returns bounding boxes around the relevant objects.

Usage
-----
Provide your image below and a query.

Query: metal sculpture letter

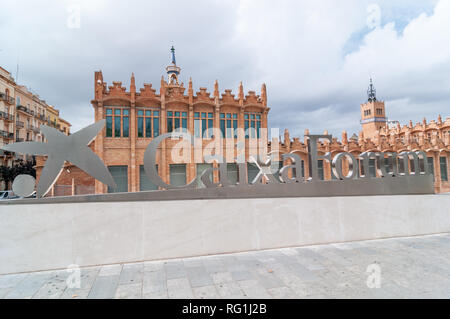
[1,120,116,198]
[143,131,197,189]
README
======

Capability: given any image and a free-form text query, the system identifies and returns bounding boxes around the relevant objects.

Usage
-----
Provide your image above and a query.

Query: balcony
[16,120,24,128]
[17,105,33,116]
[0,111,14,121]
[47,120,58,128]
[32,126,40,133]
[15,138,24,142]
[0,93,15,105]
[0,130,11,138]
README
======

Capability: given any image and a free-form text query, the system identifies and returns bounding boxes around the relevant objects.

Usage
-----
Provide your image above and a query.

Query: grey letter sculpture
[2,120,116,198]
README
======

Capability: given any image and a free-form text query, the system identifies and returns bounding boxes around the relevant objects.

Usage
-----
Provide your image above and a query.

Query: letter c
[143,132,197,189]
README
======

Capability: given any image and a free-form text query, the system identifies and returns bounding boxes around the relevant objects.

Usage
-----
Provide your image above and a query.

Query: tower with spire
[166,46,181,85]
[360,78,387,140]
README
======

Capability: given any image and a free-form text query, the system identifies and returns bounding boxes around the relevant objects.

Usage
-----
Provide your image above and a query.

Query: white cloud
[234,0,450,136]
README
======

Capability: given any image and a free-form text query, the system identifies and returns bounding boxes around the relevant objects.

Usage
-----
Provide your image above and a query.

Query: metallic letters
[0,120,435,201]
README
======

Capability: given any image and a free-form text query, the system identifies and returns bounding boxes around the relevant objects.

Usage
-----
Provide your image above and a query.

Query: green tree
[0,159,36,190]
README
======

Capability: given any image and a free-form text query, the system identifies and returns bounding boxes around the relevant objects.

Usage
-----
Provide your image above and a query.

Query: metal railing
[0,111,14,121]
[16,105,33,116]
[16,120,24,128]
[15,138,24,142]
[0,130,12,138]
[47,120,58,128]
[0,93,15,104]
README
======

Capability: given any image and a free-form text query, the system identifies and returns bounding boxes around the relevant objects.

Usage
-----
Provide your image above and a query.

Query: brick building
[38,48,450,195]
[91,46,269,194]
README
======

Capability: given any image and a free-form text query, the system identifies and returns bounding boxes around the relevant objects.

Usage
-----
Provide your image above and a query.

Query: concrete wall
[1,194,449,275]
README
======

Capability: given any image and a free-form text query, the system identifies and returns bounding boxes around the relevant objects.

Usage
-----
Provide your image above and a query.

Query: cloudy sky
[1,0,449,138]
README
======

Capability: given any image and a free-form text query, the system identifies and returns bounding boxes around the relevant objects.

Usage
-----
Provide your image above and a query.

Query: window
[114,109,121,137]
[227,163,238,184]
[273,161,284,181]
[170,164,187,186]
[137,109,159,138]
[369,159,376,177]
[194,112,214,138]
[360,159,376,177]
[276,160,304,181]
[123,110,129,137]
[104,112,112,137]
[364,109,372,116]
[318,160,324,180]
[139,165,159,191]
[427,157,435,181]
[107,166,128,193]
[247,162,259,183]
[105,108,129,138]
[220,113,238,138]
[376,108,383,115]
[196,163,213,188]
[244,112,262,138]
[137,111,143,138]
[167,111,187,133]
[301,160,305,179]
[440,157,448,182]
[409,159,416,174]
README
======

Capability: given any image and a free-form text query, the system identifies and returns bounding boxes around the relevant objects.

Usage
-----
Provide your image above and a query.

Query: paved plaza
[0,233,449,299]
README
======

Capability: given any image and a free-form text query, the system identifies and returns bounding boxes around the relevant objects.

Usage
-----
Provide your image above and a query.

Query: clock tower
[360,79,387,140]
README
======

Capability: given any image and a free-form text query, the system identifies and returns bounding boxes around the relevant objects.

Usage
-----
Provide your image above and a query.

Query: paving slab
[1,233,449,299]
[88,275,120,299]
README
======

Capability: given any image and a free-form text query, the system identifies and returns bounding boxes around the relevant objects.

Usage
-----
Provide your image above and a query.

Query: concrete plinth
[1,194,449,274]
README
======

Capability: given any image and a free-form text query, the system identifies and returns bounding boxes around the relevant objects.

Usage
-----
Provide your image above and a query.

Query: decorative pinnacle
[238,81,244,100]
[171,46,176,65]
[188,77,193,96]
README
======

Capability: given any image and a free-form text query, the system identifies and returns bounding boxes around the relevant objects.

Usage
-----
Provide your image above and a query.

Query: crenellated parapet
[277,117,450,159]
[377,115,450,150]
[92,70,268,112]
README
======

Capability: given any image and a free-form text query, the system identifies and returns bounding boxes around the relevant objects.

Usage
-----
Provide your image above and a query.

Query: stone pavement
[1,233,449,299]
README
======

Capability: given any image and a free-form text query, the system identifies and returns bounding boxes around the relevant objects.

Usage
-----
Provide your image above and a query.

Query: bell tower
[166,46,181,85]
[360,79,387,140]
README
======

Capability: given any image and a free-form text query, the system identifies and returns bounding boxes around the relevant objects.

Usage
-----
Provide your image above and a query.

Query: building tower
[360,78,387,140]
[165,46,181,85]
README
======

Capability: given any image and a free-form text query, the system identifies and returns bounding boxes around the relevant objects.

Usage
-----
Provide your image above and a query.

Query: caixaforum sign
[1,120,434,202]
